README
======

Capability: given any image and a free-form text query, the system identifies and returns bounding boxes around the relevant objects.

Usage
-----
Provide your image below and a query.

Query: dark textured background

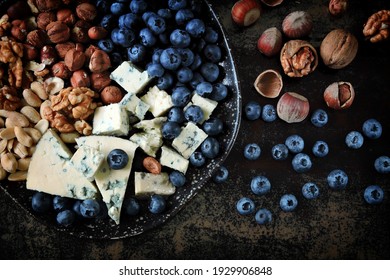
[1,0,390,259]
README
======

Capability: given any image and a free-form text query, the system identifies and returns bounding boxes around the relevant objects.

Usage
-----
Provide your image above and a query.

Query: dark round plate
[0,0,241,239]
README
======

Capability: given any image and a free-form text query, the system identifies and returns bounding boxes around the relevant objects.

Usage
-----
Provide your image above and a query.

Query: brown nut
[143,156,162,174]
[51,61,71,79]
[89,50,111,73]
[280,40,318,77]
[10,19,27,41]
[277,92,310,123]
[88,26,108,40]
[329,0,348,16]
[55,42,75,59]
[36,12,56,30]
[257,27,283,57]
[71,20,91,43]
[64,48,86,71]
[90,72,111,92]
[27,29,49,48]
[363,10,390,43]
[100,85,123,104]
[70,69,90,88]
[35,0,62,12]
[254,69,283,98]
[46,21,70,44]
[323,81,355,110]
[76,3,97,22]
[282,11,313,38]
[23,44,39,60]
[6,1,31,20]
[41,45,57,66]
[320,29,358,69]
[56,9,76,26]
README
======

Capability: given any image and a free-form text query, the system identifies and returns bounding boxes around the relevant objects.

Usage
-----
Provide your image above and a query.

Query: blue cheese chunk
[160,145,189,174]
[70,145,104,181]
[92,103,130,136]
[110,61,151,94]
[191,93,218,123]
[26,129,98,200]
[172,122,208,159]
[141,86,173,117]
[120,92,150,121]
[134,172,175,197]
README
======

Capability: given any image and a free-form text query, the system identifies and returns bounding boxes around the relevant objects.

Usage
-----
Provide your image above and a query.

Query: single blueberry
[236,197,256,215]
[175,8,194,25]
[118,13,141,30]
[169,171,186,187]
[98,39,114,53]
[110,2,127,16]
[80,199,101,218]
[302,182,320,199]
[212,166,229,183]
[311,109,328,127]
[190,53,202,70]
[251,175,271,195]
[139,27,157,47]
[171,86,191,107]
[364,185,384,205]
[271,143,289,160]
[130,0,148,14]
[107,149,129,170]
[244,101,261,120]
[189,72,205,89]
[149,194,166,214]
[280,194,298,212]
[123,197,140,216]
[176,67,193,83]
[146,62,165,78]
[200,62,219,82]
[204,27,219,43]
[152,48,163,63]
[255,208,272,225]
[111,28,135,47]
[184,105,204,123]
[312,140,329,157]
[53,196,72,212]
[168,0,188,11]
[327,169,348,190]
[195,81,213,97]
[374,156,390,174]
[167,107,185,123]
[285,134,305,153]
[189,151,206,167]
[31,192,52,213]
[142,11,156,23]
[72,200,82,216]
[178,48,195,67]
[147,14,166,34]
[170,29,191,48]
[244,143,261,160]
[362,118,382,139]
[209,83,228,101]
[203,44,222,63]
[186,18,206,38]
[157,72,174,90]
[127,44,147,62]
[56,210,76,227]
[100,14,117,31]
[201,137,220,159]
[202,117,223,135]
[345,131,364,149]
[292,153,312,173]
[157,8,173,19]
[162,121,181,139]
[261,104,277,122]
[160,47,182,70]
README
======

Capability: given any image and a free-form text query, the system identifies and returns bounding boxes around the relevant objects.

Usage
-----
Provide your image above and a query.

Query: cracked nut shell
[323,81,355,110]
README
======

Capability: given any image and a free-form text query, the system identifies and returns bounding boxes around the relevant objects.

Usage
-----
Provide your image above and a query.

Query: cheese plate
[0,0,241,239]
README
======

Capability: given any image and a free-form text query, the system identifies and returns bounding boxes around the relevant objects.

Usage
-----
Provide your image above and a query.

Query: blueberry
[56,210,76,227]
[362,118,382,139]
[80,199,101,218]
[148,194,166,214]
[97,39,114,53]
[53,196,72,212]
[311,109,328,127]
[244,101,261,120]
[110,2,127,16]
[171,86,191,106]
[167,107,185,123]
[285,134,304,153]
[169,171,186,187]
[312,140,329,157]
[209,83,228,101]
[72,200,82,216]
[203,44,222,63]
[157,8,173,19]
[96,0,111,14]
[146,62,165,78]
[157,72,174,90]
[202,117,223,135]
[186,18,206,38]
[177,67,193,83]
[200,62,219,82]
[193,38,206,52]
[175,9,194,25]
[271,143,289,160]
[127,44,146,63]
[345,131,364,149]
[123,197,140,216]
[201,137,220,159]
[152,48,163,63]
[251,175,271,195]
[189,54,202,71]
[327,169,348,190]
[364,185,384,205]
[111,28,135,47]
[189,151,206,167]
[280,194,298,212]
[184,105,204,123]
[130,0,148,14]
[292,153,312,173]
[162,121,181,139]
[118,13,141,30]
[255,208,272,225]
[212,166,229,183]
[189,72,205,89]
[236,197,255,215]
[100,14,117,31]
[158,32,170,45]
[160,47,182,70]
[196,81,213,97]
[139,27,157,47]
[142,11,156,23]
[178,48,194,67]
[302,182,320,199]
[261,104,277,122]
[170,29,191,48]
[374,156,390,174]
[31,192,52,213]
[107,149,129,170]
[204,27,219,43]
[244,143,261,160]
[147,14,166,34]
[168,0,187,11]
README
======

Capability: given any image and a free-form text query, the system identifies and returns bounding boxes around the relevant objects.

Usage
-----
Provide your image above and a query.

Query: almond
[14,126,34,147]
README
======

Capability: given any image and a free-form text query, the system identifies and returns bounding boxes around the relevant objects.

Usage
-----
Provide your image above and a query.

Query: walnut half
[363,10,390,43]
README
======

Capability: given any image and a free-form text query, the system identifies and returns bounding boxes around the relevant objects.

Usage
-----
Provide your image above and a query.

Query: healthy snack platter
[0,0,241,238]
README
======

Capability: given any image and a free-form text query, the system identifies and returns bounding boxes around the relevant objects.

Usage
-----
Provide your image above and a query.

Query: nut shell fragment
[254,69,283,98]
[323,81,355,110]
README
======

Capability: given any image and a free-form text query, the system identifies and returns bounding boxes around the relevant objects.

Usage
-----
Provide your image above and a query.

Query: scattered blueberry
[111,28,135,47]
[244,101,261,120]
[202,117,223,135]
[53,196,72,212]
[100,14,117,30]
[186,18,206,38]
[130,0,148,14]
[345,131,364,149]
[243,143,261,160]
[160,47,182,70]
[31,192,52,213]
[261,104,277,122]
[110,2,127,16]
[280,194,298,212]
[175,9,194,25]
[97,39,114,53]
[200,62,219,82]
[167,107,185,123]
[189,72,204,89]
[123,197,140,216]
[107,149,129,170]
[157,72,174,90]
[302,182,320,199]
[189,151,206,167]
[171,86,191,107]
[176,67,193,83]
[170,29,191,48]
[196,81,213,97]
[327,169,348,190]
[311,109,328,127]
[80,199,101,218]
[168,0,187,11]
[118,13,141,30]
[254,208,272,225]
[209,83,228,101]
[72,200,82,216]
[236,197,256,215]
[189,53,202,70]
[149,194,166,214]
[364,185,384,205]
[162,121,181,139]
[184,105,204,123]
[56,210,76,227]
[158,8,173,19]
[374,156,390,174]
[292,153,312,173]
[169,171,186,187]
[250,175,271,195]
[312,140,329,157]
[139,27,157,47]
[127,44,147,62]
[201,137,220,159]
[203,44,222,63]
[285,134,305,153]
[146,62,165,77]
[271,143,289,160]
[147,14,166,34]
[212,165,229,183]
[362,118,382,139]
[178,48,195,67]
[204,27,219,43]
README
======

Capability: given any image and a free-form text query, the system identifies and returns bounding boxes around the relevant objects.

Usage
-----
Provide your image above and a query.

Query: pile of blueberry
[237,102,388,225]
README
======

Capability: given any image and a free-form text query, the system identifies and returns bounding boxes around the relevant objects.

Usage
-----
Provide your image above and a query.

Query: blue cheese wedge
[26,129,98,200]
[134,172,175,197]
[70,145,105,181]
[160,145,189,174]
[172,122,208,159]
[92,103,130,136]
[141,86,173,117]
[110,61,151,94]
[76,136,138,224]
[191,93,218,123]
[120,92,150,121]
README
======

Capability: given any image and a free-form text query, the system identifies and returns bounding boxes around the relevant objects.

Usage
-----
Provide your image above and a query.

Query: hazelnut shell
[254,69,283,98]
[323,81,355,110]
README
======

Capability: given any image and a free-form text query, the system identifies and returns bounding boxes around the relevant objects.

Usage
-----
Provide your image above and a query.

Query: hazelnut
[89,50,111,73]
[10,20,27,41]
[329,0,348,16]
[55,42,75,59]
[76,3,98,22]
[27,29,49,48]
[277,92,310,123]
[231,0,261,27]
[100,86,123,104]
[282,11,313,38]
[71,20,91,43]
[46,21,70,44]
[88,26,108,40]
[51,61,71,79]
[323,81,355,110]
[37,12,56,30]
[6,1,31,20]
[41,45,57,66]
[70,70,90,88]
[257,27,283,57]
[23,44,39,60]
[35,0,62,12]
[56,9,76,26]
[90,72,111,92]
[64,48,86,71]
